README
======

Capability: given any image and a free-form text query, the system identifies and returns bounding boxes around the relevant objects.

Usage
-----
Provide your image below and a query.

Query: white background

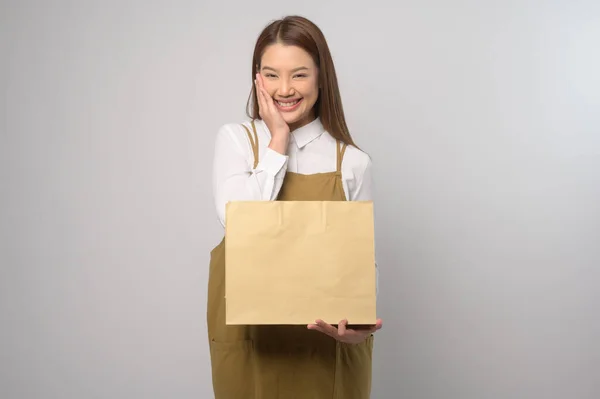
[1,0,599,398]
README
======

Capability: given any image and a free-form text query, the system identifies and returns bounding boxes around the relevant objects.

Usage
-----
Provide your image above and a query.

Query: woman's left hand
[307,318,383,344]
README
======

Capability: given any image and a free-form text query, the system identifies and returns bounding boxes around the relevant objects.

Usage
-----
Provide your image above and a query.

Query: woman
[208,15,383,398]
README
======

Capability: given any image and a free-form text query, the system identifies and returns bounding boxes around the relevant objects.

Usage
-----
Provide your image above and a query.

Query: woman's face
[259,43,319,131]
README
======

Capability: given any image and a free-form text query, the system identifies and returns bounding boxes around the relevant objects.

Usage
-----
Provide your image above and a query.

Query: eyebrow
[261,66,309,73]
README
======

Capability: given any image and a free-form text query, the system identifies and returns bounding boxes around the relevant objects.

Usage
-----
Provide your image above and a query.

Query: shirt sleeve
[349,155,380,298]
[212,123,288,227]
[350,156,373,202]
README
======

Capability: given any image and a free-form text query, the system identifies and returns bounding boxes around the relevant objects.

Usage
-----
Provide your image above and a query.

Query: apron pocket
[209,339,255,399]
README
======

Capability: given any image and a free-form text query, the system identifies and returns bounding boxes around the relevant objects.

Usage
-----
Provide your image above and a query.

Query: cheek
[262,82,277,96]
[301,83,319,101]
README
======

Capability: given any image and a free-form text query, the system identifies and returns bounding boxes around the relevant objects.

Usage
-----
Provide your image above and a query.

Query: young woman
[208,15,383,398]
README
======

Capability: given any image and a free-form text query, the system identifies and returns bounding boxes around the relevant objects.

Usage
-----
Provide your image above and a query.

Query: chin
[282,113,301,125]
[283,111,311,126]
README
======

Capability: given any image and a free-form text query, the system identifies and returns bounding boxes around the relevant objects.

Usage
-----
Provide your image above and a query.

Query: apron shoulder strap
[336,140,348,173]
[241,120,259,169]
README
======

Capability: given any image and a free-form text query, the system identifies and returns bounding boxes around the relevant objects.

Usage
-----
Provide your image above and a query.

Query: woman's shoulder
[335,136,372,173]
[216,119,257,138]
[214,119,265,158]
[320,130,372,172]
[215,119,266,148]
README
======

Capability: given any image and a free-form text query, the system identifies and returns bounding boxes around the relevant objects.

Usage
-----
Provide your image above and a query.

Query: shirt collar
[291,117,325,148]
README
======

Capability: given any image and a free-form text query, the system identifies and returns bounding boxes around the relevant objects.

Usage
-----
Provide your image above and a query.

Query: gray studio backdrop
[1,1,599,398]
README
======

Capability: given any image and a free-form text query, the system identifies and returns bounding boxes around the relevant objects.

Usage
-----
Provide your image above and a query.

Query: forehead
[260,43,316,70]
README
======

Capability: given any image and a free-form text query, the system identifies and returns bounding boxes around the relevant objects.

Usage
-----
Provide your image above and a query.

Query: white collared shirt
[211,117,378,293]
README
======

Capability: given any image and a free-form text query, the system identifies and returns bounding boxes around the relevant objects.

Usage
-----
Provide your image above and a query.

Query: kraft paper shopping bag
[224,200,376,325]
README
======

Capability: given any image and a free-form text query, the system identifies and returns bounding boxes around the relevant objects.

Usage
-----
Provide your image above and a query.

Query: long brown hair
[246,16,358,147]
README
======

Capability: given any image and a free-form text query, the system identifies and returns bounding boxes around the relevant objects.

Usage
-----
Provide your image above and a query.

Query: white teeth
[277,100,299,107]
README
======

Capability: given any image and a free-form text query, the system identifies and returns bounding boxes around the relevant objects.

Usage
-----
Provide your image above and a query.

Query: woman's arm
[350,155,373,202]
[212,124,288,227]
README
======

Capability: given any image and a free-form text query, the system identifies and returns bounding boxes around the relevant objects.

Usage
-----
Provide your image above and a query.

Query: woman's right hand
[255,73,289,154]
[308,318,383,344]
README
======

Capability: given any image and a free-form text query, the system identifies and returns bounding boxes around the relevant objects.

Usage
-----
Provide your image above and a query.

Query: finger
[366,319,383,334]
[256,71,262,88]
[344,319,382,336]
[256,73,268,99]
[258,72,269,95]
[307,323,335,338]
[338,319,348,336]
[254,74,264,102]
[345,328,373,341]
[256,74,277,111]
[255,77,267,114]
[260,84,277,112]
[315,319,338,336]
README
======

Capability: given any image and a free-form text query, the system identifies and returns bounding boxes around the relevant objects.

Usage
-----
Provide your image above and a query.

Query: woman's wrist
[268,134,289,155]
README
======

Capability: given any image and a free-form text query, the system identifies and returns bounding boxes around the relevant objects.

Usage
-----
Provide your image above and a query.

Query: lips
[274,98,303,111]
[276,99,301,107]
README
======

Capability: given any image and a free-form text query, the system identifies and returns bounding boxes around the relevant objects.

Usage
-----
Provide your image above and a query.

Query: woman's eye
[294,74,307,78]
[265,74,277,78]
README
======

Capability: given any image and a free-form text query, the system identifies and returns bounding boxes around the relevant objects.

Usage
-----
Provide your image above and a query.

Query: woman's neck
[288,112,317,132]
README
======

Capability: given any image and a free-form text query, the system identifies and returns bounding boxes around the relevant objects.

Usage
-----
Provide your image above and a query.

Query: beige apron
[207,120,374,398]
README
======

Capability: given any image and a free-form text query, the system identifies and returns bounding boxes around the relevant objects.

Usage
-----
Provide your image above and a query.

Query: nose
[277,78,294,97]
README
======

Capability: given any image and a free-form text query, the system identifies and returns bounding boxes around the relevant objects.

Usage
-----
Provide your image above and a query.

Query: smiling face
[259,43,319,131]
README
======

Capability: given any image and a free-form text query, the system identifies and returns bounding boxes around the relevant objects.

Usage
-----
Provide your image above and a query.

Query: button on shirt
[211,117,378,292]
